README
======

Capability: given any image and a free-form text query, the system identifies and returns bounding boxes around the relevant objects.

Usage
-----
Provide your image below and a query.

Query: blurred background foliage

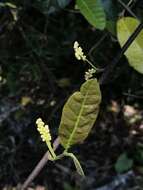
[0,0,143,189]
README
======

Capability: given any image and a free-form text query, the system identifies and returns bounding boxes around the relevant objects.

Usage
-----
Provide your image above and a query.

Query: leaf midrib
[65,82,92,150]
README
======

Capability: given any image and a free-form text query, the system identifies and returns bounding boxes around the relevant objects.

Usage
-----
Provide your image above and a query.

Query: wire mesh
[100,0,143,84]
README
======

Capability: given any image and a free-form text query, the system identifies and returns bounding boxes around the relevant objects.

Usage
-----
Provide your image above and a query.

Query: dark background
[0,0,143,189]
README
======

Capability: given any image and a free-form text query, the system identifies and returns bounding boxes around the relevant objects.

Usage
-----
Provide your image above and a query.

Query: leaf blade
[76,0,106,30]
[117,17,143,74]
[59,79,101,150]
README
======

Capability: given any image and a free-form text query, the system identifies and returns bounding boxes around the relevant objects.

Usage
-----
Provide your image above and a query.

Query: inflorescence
[74,41,86,61]
[73,41,97,81]
[36,118,51,142]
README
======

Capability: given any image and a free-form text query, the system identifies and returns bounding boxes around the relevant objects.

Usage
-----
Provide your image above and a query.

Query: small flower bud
[84,68,96,81]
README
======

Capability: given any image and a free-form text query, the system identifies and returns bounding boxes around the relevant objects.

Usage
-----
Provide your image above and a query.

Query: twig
[21,137,60,190]
[88,33,108,58]
[123,92,143,99]
[21,95,67,189]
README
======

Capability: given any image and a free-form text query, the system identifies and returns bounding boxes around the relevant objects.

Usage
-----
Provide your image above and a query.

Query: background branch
[21,138,60,190]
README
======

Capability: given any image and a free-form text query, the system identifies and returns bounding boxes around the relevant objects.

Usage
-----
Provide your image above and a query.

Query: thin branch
[88,33,108,58]
[21,138,60,190]
[123,92,143,99]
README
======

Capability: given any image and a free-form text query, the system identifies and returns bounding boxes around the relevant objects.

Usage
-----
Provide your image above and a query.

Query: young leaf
[76,0,106,30]
[59,79,101,150]
[117,17,143,74]
[64,152,85,176]
[115,153,133,173]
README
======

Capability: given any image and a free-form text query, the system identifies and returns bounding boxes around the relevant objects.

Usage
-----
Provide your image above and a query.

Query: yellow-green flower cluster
[36,118,51,142]
[74,41,86,61]
[85,68,96,81]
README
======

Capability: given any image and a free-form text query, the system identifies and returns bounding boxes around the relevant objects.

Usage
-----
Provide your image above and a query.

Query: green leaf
[115,153,133,173]
[117,17,143,74]
[59,79,101,150]
[106,20,116,35]
[64,152,85,176]
[76,0,106,30]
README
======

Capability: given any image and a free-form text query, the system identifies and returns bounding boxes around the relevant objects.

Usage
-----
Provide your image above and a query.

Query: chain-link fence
[100,0,143,84]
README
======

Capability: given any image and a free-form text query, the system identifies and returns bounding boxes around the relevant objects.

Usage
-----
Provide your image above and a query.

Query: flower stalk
[73,41,98,80]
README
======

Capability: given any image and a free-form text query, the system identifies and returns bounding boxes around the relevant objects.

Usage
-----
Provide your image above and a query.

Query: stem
[85,58,97,70]
[54,153,65,160]
[21,137,60,190]
[46,141,56,160]
[63,152,85,177]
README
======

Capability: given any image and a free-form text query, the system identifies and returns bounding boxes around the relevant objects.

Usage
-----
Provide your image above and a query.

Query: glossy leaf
[76,0,106,30]
[117,17,143,74]
[59,79,101,150]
